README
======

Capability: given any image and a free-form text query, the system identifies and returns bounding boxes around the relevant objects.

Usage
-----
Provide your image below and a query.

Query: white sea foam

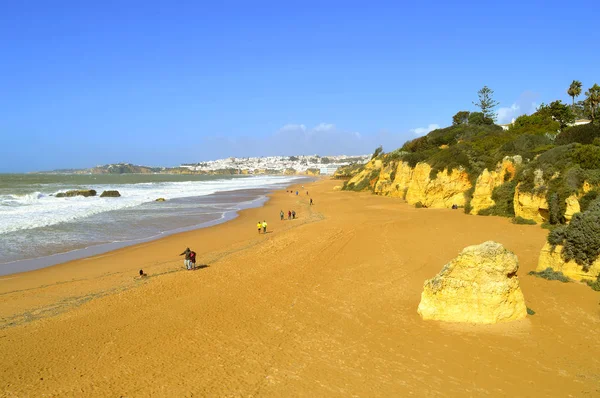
[0,176,299,234]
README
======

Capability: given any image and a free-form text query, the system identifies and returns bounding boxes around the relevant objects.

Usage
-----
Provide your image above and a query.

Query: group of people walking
[257,220,268,234]
[280,210,296,220]
[179,247,197,270]
[175,187,314,272]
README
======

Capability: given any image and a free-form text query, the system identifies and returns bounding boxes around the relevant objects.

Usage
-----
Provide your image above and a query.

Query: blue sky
[1,1,598,172]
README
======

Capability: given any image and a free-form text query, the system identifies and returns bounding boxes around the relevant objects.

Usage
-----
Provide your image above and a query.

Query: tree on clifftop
[452,111,470,125]
[371,145,383,160]
[537,100,575,129]
[473,86,500,122]
[567,80,583,110]
[584,83,600,123]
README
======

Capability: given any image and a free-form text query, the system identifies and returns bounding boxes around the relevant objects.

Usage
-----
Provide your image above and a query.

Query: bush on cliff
[555,123,600,145]
[477,181,517,218]
[585,276,600,291]
[547,199,600,270]
[579,190,599,212]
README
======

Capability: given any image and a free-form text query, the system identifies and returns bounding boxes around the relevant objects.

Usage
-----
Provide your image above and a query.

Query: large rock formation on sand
[55,189,97,198]
[536,242,600,281]
[417,241,527,324]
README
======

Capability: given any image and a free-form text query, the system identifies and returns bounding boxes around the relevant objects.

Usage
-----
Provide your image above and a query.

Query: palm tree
[585,83,600,122]
[567,80,583,111]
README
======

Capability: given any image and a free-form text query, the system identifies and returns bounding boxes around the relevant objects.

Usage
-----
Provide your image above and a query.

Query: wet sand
[1,178,599,396]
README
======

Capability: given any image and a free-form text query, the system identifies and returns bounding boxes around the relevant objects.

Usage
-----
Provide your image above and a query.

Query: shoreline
[0,177,313,276]
[0,194,265,276]
[0,179,322,319]
[2,178,599,396]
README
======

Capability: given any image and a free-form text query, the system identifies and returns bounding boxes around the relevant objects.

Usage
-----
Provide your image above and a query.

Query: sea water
[0,174,306,275]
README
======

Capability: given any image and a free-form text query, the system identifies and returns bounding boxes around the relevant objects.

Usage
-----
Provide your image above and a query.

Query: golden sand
[1,178,599,396]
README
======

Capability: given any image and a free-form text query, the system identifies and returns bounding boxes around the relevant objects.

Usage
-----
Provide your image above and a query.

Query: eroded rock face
[537,242,600,281]
[514,183,549,224]
[417,241,527,324]
[346,158,383,191]
[564,195,581,222]
[405,163,471,208]
[470,157,520,215]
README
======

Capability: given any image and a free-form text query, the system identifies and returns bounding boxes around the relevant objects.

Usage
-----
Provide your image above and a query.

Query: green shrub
[428,146,471,179]
[414,201,424,208]
[528,268,571,283]
[579,190,599,212]
[499,134,552,161]
[547,200,600,270]
[555,123,600,145]
[353,178,370,192]
[491,181,517,217]
[572,145,600,169]
[527,307,536,315]
[585,276,600,291]
[512,216,537,225]
[463,186,475,214]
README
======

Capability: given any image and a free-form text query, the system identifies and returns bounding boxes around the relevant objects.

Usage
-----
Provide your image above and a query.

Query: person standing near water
[262,220,267,234]
[179,247,192,269]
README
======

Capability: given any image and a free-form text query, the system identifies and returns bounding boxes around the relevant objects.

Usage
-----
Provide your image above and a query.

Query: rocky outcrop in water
[100,190,121,197]
[55,189,97,198]
[417,241,527,324]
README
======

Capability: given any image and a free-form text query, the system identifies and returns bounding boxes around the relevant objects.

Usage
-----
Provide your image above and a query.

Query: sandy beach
[1,178,599,396]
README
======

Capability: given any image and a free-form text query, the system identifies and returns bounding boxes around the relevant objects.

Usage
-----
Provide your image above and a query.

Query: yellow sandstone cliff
[536,243,600,281]
[469,156,520,215]
[373,161,471,208]
[417,241,527,324]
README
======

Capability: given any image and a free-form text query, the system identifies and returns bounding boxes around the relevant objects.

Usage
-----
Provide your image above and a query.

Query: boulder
[100,190,121,198]
[417,241,527,324]
[56,189,97,198]
[155,198,166,202]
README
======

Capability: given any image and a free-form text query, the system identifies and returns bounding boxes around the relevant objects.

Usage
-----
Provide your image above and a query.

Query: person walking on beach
[292,210,296,219]
[179,247,192,270]
[310,198,313,205]
[280,210,284,221]
[189,250,196,269]
[262,220,267,234]
[288,210,292,220]
[257,221,262,234]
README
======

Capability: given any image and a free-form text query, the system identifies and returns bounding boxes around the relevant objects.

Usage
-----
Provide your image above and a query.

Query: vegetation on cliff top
[339,81,600,281]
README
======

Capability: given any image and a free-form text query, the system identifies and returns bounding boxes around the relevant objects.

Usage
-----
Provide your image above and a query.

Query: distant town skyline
[1,1,599,172]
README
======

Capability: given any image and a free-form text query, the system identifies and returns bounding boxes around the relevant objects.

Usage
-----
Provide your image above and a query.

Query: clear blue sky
[1,0,598,172]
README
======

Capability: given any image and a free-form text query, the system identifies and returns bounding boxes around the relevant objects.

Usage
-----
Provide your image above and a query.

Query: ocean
[0,173,307,275]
